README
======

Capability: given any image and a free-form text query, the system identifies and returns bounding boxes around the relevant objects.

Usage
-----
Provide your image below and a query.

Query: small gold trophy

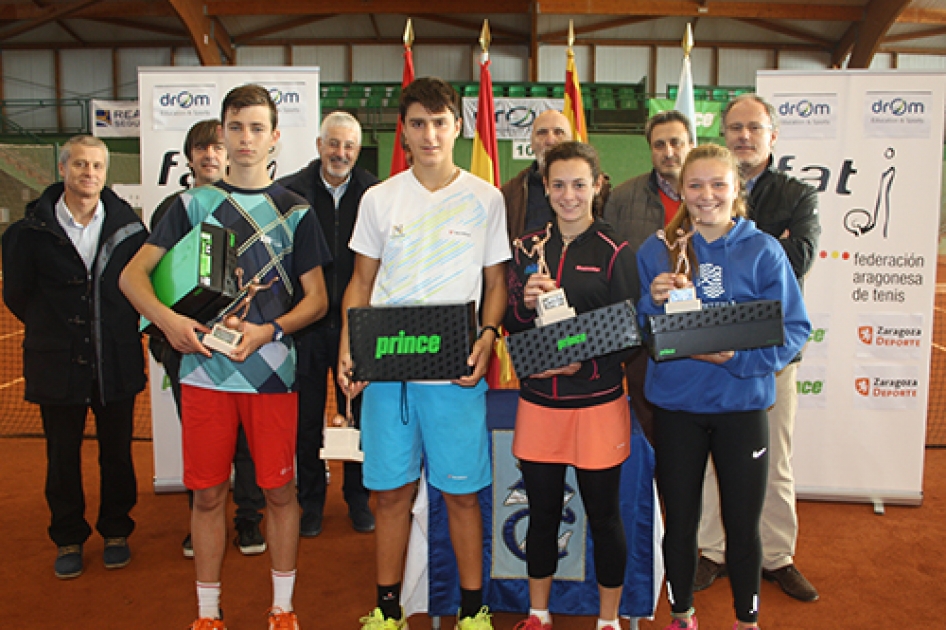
[513,223,576,327]
[320,384,365,462]
[656,226,702,314]
[203,268,279,354]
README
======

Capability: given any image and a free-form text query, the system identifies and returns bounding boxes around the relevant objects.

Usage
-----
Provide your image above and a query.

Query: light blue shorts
[361,381,490,495]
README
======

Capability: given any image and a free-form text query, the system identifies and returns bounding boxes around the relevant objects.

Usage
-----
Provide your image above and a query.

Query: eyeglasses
[724,123,773,135]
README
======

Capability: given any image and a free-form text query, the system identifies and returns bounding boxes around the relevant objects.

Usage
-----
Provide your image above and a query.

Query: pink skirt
[512,396,630,470]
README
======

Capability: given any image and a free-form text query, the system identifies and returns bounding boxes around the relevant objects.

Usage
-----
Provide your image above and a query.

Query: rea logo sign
[858,326,873,344]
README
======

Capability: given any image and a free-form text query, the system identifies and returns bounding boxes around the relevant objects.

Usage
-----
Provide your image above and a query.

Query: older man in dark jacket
[2,135,147,580]
[278,111,380,537]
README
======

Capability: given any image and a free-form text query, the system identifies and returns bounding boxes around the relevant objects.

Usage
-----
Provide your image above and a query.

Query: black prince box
[348,302,477,381]
[504,300,641,379]
[140,222,239,336]
[645,299,784,362]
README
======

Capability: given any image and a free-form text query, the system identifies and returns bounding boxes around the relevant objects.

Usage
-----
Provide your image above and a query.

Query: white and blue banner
[138,66,321,492]
[402,391,662,620]
[758,70,944,504]
[91,99,140,138]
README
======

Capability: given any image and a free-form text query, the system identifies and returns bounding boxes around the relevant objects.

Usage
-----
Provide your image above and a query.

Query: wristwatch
[271,321,284,342]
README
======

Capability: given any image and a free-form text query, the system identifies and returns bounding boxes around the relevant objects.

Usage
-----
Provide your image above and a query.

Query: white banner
[139,67,321,492]
[91,99,140,137]
[758,70,944,504]
[461,97,564,140]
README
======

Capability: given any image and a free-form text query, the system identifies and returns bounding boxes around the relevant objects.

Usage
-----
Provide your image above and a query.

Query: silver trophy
[513,223,576,327]
[656,226,702,314]
[203,268,279,354]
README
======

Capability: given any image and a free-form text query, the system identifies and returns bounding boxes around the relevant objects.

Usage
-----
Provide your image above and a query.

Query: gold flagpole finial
[479,19,491,53]
[568,19,575,48]
[403,18,414,48]
[682,23,694,58]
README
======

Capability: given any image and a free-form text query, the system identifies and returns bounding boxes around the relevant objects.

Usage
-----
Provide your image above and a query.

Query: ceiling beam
[883,25,946,44]
[368,14,381,40]
[535,1,862,21]
[831,22,859,67]
[205,1,530,16]
[233,15,335,44]
[167,0,223,65]
[848,0,913,68]
[0,0,101,41]
[897,7,946,25]
[56,20,86,44]
[87,17,188,38]
[543,16,656,41]
[211,17,235,65]
[0,2,172,21]
[734,18,834,48]
[415,14,527,40]
[540,36,824,52]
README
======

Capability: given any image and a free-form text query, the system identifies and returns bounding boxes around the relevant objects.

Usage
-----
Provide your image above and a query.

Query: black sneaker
[103,537,131,569]
[54,544,83,579]
[234,520,266,555]
[182,533,194,559]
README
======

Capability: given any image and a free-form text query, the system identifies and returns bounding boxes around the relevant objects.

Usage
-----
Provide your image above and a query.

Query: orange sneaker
[268,607,300,630]
[189,618,226,630]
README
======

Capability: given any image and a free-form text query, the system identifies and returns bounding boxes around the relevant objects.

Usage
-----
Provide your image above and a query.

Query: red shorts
[180,384,298,491]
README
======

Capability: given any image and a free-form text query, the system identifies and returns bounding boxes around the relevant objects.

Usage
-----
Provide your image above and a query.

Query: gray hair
[722,93,780,133]
[320,111,362,146]
[59,135,110,169]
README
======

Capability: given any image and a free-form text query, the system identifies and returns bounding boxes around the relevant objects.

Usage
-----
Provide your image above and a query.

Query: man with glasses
[279,111,379,538]
[694,94,822,603]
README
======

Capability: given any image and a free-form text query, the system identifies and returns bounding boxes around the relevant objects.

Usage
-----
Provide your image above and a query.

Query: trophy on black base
[513,222,576,327]
[203,268,279,355]
[657,226,702,314]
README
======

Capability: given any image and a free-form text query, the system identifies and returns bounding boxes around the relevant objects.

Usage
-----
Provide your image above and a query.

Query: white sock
[272,569,297,612]
[197,581,221,619]
[529,608,551,624]
[596,619,619,630]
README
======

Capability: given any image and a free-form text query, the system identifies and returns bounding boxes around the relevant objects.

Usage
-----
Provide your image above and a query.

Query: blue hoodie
[636,217,811,413]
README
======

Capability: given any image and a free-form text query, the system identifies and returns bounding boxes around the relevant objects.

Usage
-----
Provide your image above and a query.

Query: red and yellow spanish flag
[390,26,415,177]
[470,56,500,186]
[564,39,587,142]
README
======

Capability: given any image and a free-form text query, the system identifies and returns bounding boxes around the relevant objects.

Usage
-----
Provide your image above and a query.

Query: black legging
[519,460,626,588]
[654,407,769,624]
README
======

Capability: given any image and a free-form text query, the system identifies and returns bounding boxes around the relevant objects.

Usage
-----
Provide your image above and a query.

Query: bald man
[500,109,610,243]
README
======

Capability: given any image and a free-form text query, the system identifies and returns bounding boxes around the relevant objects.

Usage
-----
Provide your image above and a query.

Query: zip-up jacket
[504,218,638,409]
[637,216,811,414]
[2,182,148,405]
[278,159,379,330]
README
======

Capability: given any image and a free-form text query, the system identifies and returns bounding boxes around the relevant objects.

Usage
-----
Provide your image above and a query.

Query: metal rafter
[87,17,187,38]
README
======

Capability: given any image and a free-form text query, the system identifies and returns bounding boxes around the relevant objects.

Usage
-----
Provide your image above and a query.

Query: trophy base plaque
[320,427,365,462]
[646,300,784,362]
[535,287,576,327]
[505,300,641,379]
[202,323,243,355]
[348,302,477,381]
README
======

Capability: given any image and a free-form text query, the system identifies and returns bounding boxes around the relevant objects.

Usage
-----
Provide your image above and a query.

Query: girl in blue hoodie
[636,144,810,630]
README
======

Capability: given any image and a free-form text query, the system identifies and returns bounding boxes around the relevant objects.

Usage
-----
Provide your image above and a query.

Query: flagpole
[674,23,698,146]
[564,19,587,143]
[390,18,415,176]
